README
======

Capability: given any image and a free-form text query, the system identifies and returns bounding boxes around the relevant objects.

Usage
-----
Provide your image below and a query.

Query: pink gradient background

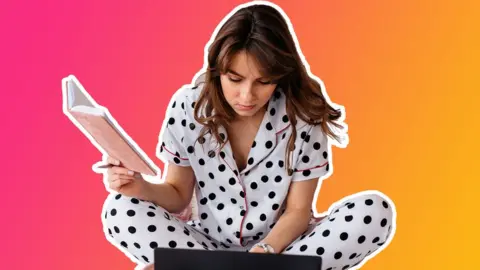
[1,0,478,269]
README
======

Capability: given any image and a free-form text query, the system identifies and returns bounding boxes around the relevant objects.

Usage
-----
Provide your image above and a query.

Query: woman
[101,2,396,270]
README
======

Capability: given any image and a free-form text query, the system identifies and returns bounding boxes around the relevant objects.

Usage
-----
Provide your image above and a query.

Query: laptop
[154,248,322,270]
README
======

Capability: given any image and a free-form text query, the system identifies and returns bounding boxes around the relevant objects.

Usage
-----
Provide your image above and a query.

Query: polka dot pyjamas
[101,84,396,269]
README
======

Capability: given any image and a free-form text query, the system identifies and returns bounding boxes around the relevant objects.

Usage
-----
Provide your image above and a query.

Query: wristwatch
[253,242,275,254]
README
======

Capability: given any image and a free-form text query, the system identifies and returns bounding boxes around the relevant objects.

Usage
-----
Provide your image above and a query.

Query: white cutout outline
[64,1,397,268]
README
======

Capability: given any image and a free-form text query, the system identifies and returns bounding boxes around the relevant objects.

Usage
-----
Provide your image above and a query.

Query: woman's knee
[342,191,396,244]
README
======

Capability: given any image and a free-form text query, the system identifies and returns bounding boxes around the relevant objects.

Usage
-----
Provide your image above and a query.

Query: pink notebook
[62,75,158,176]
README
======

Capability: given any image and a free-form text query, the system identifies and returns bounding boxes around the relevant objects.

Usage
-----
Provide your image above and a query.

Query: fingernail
[128,170,134,176]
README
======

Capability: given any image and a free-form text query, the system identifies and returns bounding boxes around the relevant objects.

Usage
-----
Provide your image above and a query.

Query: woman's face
[220,50,277,119]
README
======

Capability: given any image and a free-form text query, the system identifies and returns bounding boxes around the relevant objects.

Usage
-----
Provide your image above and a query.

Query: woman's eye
[229,77,241,82]
[259,80,271,85]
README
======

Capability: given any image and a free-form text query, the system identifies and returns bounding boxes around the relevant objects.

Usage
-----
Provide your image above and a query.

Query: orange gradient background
[0,0,478,269]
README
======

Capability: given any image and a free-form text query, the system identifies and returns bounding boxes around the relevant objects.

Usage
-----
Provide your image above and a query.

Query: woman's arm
[252,178,319,253]
[144,163,196,213]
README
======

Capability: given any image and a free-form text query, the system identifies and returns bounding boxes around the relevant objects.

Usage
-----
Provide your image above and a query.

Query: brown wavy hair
[193,4,345,175]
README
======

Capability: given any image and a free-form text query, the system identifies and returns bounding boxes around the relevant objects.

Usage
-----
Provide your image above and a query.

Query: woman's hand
[249,246,267,254]
[104,157,152,200]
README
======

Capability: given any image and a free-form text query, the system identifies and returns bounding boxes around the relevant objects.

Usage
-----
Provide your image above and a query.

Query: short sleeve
[291,125,331,182]
[155,89,191,167]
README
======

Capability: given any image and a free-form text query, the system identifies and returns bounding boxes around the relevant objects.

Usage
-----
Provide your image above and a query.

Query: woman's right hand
[104,156,151,200]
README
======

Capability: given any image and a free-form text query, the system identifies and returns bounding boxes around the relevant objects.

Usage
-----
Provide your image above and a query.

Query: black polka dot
[272,204,279,210]
[200,197,208,205]
[229,177,236,185]
[381,218,388,227]
[365,199,373,205]
[248,158,254,165]
[316,247,325,255]
[323,151,328,159]
[349,253,357,259]
[167,226,175,232]
[121,241,128,248]
[302,156,310,163]
[270,108,276,116]
[345,215,353,222]
[383,201,389,208]
[260,214,266,221]
[286,246,293,251]
[201,213,208,220]
[252,141,256,148]
[134,242,141,249]
[266,122,273,130]
[261,175,269,183]
[110,209,117,216]
[334,252,342,260]
[128,226,136,234]
[239,191,245,198]
[217,203,224,210]
[187,146,194,153]
[199,181,205,188]
[340,232,349,241]
[278,160,284,167]
[342,265,350,270]
[169,241,177,248]
[347,203,355,209]
[150,241,158,249]
[114,226,120,233]
[189,123,195,130]
[282,115,289,122]
[168,118,175,125]
[204,228,209,234]
[364,215,372,224]
[218,165,226,172]
[131,198,139,204]
[231,198,237,204]
[302,170,311,177]
[372,237,380,243]
[219,186,226,192]
[274,175,282,182]
[220,151,226,159]
[300,245,308,252]
[115,194,122,200]
[187,241,195,248]
[358,235,366,244]
[301,131,307,139]
[309,232,316,237]
[127,210,136,217]
[251,201,258,207]
[246,223,253,230]
[209,193,216,200]
[322,230,330,237]
[173,157,180,164]
[148,225,157,232]
[199,158,205,165]
[226,218,233,225]
[181,119,186,126]
[250,182,258,189]
[268,191,276,199]
[266,161,273,168]
[142,256,149,262]
[184,228,190,236]
[209,173,214,179]
[313,142,321,150]
[265,141,273,148]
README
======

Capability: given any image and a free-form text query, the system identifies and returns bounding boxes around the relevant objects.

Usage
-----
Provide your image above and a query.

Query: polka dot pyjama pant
[102,191,395,270]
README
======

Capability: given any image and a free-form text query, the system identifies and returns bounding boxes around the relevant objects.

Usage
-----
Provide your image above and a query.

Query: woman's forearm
[144,182,189,213]
[261,210,311,253]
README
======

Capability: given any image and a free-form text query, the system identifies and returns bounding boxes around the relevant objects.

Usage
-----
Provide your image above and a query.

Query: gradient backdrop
[1,0,479,269]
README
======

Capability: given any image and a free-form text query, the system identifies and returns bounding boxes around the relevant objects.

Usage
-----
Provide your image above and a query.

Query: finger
[109,178,132,190]
[109,166,135,176]
[107,156,121,166]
